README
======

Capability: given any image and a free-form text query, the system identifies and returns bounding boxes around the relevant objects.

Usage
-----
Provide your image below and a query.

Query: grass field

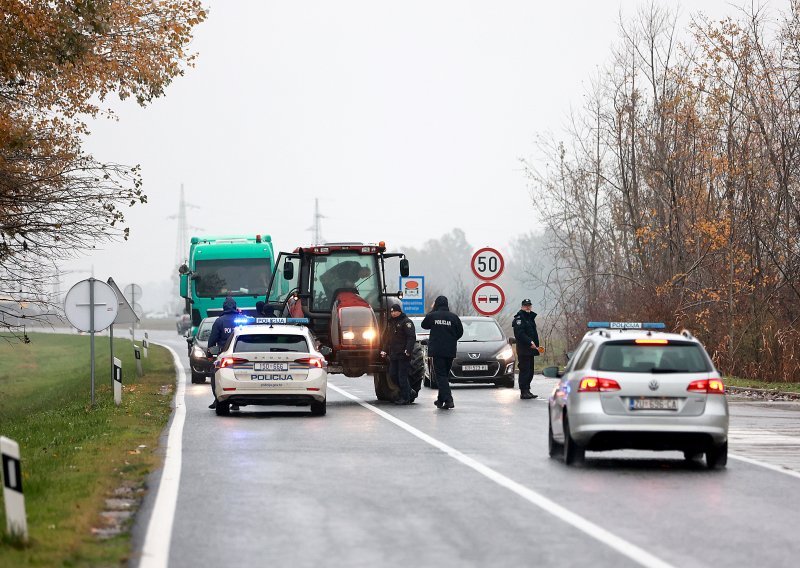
[0,333,175,566]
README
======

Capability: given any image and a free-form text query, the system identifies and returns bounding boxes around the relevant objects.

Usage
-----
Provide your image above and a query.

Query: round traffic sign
[472,282,505,316]
[64,279,119,332]
[124,283,143,302]
[471,247,504,281]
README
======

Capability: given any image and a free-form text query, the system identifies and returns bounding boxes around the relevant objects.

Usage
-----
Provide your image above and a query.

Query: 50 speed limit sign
[471,247,504,281]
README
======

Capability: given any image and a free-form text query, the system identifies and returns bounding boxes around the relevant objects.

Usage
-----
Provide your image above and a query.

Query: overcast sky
[67,0,741,295]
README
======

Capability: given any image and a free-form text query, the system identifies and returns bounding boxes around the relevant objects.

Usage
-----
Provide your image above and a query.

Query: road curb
[726,385,800,401]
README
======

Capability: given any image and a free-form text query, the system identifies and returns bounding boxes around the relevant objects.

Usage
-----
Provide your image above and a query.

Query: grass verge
[723,376,800,393]
[0,332,175,566]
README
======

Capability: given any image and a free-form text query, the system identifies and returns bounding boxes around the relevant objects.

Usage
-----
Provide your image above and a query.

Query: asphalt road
[130,330,800,568]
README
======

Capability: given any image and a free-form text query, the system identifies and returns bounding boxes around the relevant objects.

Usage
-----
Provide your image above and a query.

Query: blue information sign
[400,276,425,315]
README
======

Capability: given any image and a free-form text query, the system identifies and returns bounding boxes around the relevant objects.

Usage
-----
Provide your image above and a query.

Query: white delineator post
[113,357,123,406]
[135,345,143,377]
[1,436,28,543]
[143,332,149,358]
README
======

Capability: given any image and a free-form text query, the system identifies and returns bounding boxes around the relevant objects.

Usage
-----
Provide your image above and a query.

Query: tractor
[263,242,426,400]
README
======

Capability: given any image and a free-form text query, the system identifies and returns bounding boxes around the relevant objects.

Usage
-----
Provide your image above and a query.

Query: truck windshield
[195,259,272,298]
[310,253,380,311]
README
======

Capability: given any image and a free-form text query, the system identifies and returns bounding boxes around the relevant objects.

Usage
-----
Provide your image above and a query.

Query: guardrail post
[1,436,28,543]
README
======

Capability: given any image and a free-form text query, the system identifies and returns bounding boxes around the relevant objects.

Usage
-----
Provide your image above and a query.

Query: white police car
[213,318,329,416]
[544,322,729,468]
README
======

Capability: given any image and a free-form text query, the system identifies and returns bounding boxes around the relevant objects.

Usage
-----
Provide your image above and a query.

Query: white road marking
[729,454,800,480]
[728,428,800,477]
[329,384,674,568]
[138,344,186,568]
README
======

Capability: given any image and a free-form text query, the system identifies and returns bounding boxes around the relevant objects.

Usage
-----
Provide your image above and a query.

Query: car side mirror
[186,337,193,345]
[508,337,516,345]
[319,346,333,356]
[208,346,221,356]
[399,258,410,278]
[283,262,295,280]
[178,263,189,275]
[542,366,562,379]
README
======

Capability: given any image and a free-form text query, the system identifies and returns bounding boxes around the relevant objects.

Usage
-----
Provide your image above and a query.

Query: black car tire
[423,376,431,388]
[706,442,728,469]
[563,413,585,466]
[548,412,562,458]
[310,398,327,416]
[190,370,205,384]
[499,377,515,388]
[215,400,230,416]
[683,450,703,462]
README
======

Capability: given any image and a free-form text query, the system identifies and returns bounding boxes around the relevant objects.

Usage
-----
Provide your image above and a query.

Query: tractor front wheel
[373,370,399,401]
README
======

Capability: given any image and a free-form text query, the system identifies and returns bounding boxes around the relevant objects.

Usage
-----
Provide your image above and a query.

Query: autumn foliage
[0,0,206,333]
[530,2,800,382]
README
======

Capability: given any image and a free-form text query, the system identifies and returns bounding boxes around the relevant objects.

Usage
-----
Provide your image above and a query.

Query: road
[130,330,800,568]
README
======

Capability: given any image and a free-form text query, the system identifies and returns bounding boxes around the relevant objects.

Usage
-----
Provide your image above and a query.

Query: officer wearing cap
[512,298,543,400]
[380,304,417,405]
[207,296,240,409]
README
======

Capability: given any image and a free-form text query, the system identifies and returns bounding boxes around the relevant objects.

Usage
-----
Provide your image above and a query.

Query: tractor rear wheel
[373,370,399,401]
[408,342,426,394]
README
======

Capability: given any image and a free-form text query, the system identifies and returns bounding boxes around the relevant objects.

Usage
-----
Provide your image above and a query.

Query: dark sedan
[422,316,516,389]
[187,316,217,384]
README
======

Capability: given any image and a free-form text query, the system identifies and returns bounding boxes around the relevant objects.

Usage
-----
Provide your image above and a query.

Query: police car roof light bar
[234,317,311,326]
[587,322,666,330]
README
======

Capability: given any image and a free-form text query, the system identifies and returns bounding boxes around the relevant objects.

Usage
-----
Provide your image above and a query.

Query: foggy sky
[64,0,738,304]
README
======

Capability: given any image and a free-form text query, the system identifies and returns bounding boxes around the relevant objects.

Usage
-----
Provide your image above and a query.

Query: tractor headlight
[362,328,376,341]
[342,330,356,340]
[496,346,514,360]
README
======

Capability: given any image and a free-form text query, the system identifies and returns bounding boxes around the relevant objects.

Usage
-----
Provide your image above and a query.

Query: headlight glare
[496,347,514,360]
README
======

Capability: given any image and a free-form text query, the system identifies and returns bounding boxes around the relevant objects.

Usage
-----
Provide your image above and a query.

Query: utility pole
[310,197,326,244]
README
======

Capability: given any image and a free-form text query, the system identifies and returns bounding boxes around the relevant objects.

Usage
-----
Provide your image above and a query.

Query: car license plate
[462,364,488,371]
[254,362,288,372]
[630,397,678,411]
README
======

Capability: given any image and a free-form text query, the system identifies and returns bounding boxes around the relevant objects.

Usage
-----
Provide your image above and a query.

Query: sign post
[107,278,139,392]
[113,357,122,406]
[1,436,28,543]
[470,248,506,316]
[124,283,143,344]
[400,276,425,315]
[64,278,119,406]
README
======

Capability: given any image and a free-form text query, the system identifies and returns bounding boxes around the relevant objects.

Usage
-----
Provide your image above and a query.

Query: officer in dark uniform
[512,298,542,400]
[381,304,417,405]
[421,295,464,409]
[207,296,240,409]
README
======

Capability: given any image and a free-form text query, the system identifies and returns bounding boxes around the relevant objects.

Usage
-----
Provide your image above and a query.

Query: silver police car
[544,322,729,468]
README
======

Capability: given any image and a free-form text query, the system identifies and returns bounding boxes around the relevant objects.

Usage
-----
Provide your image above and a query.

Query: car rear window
[594,341,711,373]
[234,334,309,353]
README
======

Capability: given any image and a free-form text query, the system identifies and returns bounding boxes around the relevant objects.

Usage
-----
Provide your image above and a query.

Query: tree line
[527,1,800,382]
[0,0,206,338]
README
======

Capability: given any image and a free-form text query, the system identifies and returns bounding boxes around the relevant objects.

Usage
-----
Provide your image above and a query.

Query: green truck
[178,234,275,334]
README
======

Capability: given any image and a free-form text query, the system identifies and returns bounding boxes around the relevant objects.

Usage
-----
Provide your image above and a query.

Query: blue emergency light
[587,322,666,330]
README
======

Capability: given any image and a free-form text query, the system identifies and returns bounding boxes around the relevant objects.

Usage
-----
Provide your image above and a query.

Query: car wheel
[501,377,515,388]
[562,413,585,466]
[310,398,326,416]
[423,377,431,388]
[683,450,703,462]
[705,442,728,469]
[190,370,205,384]
[548,412,562,459]
[215,401,230,416]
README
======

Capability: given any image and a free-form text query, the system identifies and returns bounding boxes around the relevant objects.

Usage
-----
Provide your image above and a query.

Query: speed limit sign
[471,247,504,281]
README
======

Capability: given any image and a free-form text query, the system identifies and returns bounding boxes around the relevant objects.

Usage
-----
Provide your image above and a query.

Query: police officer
[513,298,543,400]
[207,296,240,409]
[381,304,417,405]
[421,295,463,409]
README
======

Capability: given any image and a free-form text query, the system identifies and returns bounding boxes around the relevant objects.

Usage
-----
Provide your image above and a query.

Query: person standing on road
[421,295,463,410]
[381,304,417,405]
[207,296,240,409]
[513,298,543,400]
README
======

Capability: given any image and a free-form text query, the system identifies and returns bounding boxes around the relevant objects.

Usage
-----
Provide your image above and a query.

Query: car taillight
[578,377,621,392]
[687,378,725,394]
[217,357,249,368]
[295,357,324,368]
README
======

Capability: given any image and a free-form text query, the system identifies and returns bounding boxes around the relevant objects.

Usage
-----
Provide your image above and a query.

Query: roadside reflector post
[134,345,143,377]
[113,357,122,406]
[1,436,28,543]
[143,332,149,358]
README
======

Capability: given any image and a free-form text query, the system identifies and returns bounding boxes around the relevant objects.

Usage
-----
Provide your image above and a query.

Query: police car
[544,322,729,468]
[213,317,330,416]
